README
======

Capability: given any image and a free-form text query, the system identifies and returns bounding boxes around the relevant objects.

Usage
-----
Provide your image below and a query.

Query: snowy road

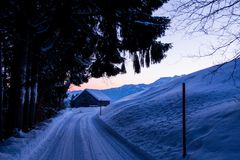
[25,108,151,160]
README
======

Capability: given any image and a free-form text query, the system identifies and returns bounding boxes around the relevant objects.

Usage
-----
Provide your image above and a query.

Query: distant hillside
[149,76,178,87]
[66,76,176,104]
[104,76,179,101]
[101,84,148,101]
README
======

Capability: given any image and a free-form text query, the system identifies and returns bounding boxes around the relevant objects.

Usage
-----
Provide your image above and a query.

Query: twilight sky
[69,3,235,91]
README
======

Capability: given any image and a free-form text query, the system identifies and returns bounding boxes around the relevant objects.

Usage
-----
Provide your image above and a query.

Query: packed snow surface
[101,60,240,160]
[0,108,152,160]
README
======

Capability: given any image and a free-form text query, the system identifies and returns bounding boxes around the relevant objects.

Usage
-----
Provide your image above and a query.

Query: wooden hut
[71,89,110,107]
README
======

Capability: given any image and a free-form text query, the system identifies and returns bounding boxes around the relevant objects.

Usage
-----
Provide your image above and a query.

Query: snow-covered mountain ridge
[66,76,176,103]
[101,59,240,160]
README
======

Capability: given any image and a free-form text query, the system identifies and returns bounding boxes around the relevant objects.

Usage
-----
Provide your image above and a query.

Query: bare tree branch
[168,0,240,61]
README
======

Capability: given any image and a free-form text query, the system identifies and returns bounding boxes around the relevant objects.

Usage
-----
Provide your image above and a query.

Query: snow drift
[101,59,240,160]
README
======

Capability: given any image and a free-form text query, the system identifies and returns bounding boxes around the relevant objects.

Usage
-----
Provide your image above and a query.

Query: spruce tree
[0,0,171,137]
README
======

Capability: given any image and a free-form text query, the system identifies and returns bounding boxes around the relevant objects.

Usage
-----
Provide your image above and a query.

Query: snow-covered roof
[67,90,82,100]
[73,91,82,100]
[85,89,111,101]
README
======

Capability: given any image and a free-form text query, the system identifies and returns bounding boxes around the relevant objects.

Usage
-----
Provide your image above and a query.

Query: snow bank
[101,59,240,160]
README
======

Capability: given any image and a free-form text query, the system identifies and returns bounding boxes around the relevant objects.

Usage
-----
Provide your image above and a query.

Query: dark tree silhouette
[0,0,171,137]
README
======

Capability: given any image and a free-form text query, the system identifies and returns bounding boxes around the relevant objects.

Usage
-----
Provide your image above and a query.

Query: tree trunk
[23,67,31,131]
[0,44,3,138]
[29,58,38,127]
[8,0,33,132]
[23,85,31,131]
[29,79,38,127]
[10,44,28,131]
[9,28,29,132]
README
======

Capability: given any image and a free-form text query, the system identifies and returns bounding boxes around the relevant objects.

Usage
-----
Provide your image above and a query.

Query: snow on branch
[134,20,162,26]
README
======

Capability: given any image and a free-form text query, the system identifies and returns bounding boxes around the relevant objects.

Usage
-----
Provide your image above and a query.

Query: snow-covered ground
[2,60,240,160]
[0,108,152,160]
[101,59,240,160]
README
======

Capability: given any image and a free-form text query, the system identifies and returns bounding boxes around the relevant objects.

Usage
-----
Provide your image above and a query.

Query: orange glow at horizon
[68,76,140,91]
[68,84,82,91]
[68,81,109,91]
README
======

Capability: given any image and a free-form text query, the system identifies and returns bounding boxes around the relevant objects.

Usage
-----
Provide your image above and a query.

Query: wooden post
[182,83,187,158]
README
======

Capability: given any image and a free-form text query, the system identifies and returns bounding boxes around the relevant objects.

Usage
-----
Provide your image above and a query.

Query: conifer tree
[0,0,171,137]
